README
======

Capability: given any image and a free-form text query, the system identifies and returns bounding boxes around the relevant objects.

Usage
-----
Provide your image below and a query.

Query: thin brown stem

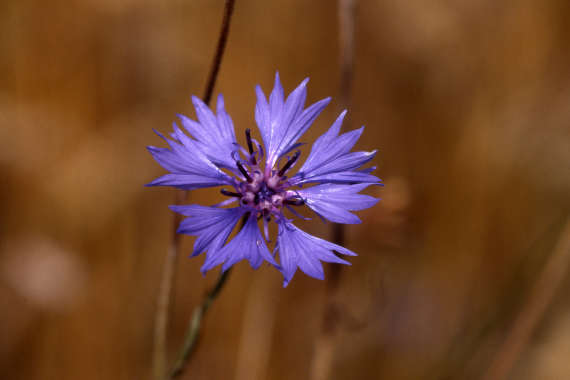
[310,1,356,380]
[152,1,236,379]
[480,217,570,380]
[329,0,355,299]
[337,0,355,113]
[202,0,236,106]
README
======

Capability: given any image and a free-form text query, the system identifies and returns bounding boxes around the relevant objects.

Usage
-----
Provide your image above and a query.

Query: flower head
[147,73,381,286]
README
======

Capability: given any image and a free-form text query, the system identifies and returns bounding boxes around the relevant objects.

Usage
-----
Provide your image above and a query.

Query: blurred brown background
[1,0,570,379]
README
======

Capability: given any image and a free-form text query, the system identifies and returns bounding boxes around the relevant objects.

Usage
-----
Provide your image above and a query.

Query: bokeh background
[2,0,570,379]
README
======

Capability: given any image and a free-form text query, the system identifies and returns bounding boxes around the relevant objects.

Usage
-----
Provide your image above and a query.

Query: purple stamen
[285,198,304,206]
[245,129,254,153]
[278,150,300,177]
[245,129,257,165]
[221,188,241,197]
[236,160,253,182]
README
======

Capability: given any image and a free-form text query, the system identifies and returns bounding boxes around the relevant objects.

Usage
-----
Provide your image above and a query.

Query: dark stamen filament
[245,129,254,153]
[278,151,300,177]
[245,129,256,165]
[285,198,304,206]
[236,160,253,182]
[221,189,241,197]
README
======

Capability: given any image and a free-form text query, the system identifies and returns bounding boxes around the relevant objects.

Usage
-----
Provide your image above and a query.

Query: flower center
[220,129,304,220]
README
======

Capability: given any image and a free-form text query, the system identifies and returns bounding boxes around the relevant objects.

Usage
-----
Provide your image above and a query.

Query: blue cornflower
[147,73,381,286]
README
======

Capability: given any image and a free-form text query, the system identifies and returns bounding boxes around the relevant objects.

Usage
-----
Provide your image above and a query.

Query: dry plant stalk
[481,217,570,380]
[310,0,356,379]
[152,1,236,379]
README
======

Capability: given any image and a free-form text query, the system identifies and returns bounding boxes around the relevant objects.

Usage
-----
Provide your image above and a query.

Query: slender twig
[330,0,355,281]
[202,0,236,106]
[170,269,233,378]
[480,217,570,380]
[170,213,247,378]
[330,0,355,306]
[337,0,355,114]
[310,1,356,380]
[152,1,236,379]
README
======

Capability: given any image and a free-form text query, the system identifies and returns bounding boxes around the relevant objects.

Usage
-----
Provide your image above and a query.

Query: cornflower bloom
[147,73,381,286]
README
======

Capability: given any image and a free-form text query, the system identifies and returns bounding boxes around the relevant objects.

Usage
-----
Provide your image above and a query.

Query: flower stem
[170,269,233,378]
[310,1,355,379]
[152,1,236,379]
[202,0,236,106]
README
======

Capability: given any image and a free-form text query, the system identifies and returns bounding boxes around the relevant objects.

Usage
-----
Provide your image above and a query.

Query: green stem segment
[152,1,237,379]
[170,269,232,378]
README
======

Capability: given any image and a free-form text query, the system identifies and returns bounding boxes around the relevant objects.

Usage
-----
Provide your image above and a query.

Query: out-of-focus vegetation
[1,1,569,379]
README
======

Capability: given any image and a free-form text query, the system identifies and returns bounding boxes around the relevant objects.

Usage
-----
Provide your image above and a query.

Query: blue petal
[201,215,280,273]
[292,171,381,185]
[175,94,238,169]
[298,112,366,172]
[147,173,232,190]
[147,128,233,190]
[169,205,244,268]
[273,97,330,165]
[146,146,187,174]
[215,95,239,148]
[297,183,379,224]
[269,72,285,122]
[254,72,330,166]
[358,166,376,174]
[308,151,376,176]
[277,220,356,287]
[291,111,379,185]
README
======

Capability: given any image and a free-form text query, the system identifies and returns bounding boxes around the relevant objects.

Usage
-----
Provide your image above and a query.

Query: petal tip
[274,71,282,86]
